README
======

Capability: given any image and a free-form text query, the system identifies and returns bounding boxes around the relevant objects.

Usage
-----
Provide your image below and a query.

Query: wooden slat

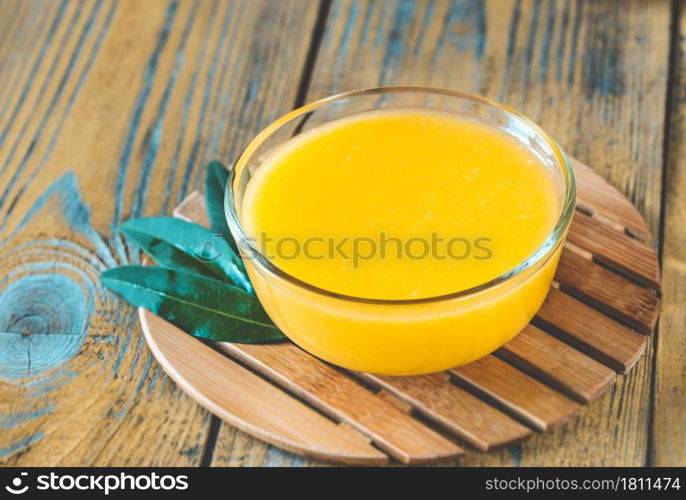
[555,247,659,334]
[571,158,650,240]
[536,288,647,374]
[450,356,580,432]
[216,342,463,464]
[497,325,616,403]
[140,311,387,465]
[567,211,660,288]
[359,372,532,452]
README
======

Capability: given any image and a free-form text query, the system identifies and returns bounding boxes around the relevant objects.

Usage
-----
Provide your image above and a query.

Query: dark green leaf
[101,266,284,343]
[120,216,252,293]
[205,160,238,254]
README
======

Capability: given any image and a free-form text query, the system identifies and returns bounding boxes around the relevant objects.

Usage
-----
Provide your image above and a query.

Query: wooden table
[0,0,683,467]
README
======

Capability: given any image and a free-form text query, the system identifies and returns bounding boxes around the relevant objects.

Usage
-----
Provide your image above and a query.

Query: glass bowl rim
[225,86,576,305]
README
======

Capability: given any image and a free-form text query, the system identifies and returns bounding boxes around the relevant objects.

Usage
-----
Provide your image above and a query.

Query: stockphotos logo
[3,472,189,496]
[5,472,29,495]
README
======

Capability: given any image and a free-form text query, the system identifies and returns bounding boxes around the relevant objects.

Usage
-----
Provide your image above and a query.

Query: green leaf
[120,216,252,293]
[205,160,238,254]
[101,266,284,343]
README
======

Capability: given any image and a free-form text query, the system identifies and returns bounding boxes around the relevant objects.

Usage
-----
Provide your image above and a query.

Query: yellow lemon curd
[235,108,566,375]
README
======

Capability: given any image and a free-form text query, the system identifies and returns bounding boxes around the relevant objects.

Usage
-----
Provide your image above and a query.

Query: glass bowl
[225,87,575,375]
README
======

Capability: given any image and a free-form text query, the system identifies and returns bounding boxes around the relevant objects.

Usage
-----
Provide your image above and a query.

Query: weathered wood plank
[0,0,319,466]
[0,0,31,70]
[211,425,316,467]
[304,0,669,466]
[0,0,60,134]
[651,0,686,468]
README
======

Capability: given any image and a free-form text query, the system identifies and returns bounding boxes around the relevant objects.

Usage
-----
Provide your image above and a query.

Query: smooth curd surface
[242,108,561,300]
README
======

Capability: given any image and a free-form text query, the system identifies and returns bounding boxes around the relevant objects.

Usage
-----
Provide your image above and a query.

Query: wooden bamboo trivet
[139,158,660,465]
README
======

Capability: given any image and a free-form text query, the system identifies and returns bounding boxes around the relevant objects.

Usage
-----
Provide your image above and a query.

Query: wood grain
[451,356,580,432]
[0,0,320,466]
[536,287,647,374]
[359,372,533,452]
[555,246,659,334]
[567,211,660,288]
[497,325,616,403]
[651,0,686,467]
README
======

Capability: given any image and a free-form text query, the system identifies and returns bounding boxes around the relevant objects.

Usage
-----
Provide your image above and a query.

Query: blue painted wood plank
[0,0,322,466]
